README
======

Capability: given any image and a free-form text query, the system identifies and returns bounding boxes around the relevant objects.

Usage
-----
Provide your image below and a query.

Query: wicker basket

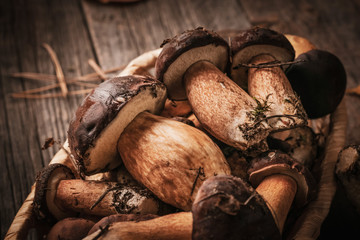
[5,47,347,240]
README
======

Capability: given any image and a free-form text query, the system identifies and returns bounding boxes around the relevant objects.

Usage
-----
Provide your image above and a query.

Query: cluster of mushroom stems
[33,26,347,239]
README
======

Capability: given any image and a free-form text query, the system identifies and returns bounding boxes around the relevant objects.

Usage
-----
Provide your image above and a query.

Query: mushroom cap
[47,218,95,240]
[248,151,315,207]
[285,49,346,119]
[192,175,281,240]
[33,164,76,221]
[68,75,167,175]
[231,27,295,90]
[155,27,230,100]
[285,34,316,58]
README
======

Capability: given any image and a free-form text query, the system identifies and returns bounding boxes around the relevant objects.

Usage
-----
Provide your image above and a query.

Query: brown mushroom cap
[192,175,281,240]
[33,164,76,221]
[47,218,95,240]
[285,34,316,58]
[231,27,295,90]
[155,27,230,100]
[68,75,167,175]
[248,151,315,207]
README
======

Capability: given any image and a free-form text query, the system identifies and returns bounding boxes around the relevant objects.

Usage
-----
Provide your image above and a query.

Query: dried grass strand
[88,59,107,81]
[10,72,57,82]
[42,43,68,97]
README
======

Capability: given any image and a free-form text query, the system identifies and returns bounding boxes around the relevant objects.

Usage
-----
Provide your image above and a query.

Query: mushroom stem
[184,60,270,151]
[248,54,307,130]
[255,174,297,233]
[55,179,159,217]
[84,212,192,240]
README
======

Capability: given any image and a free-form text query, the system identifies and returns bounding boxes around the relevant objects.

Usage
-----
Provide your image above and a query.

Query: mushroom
[267,126,317,169]
[231,27,307,131]
[87,213,158,235]
[192,153,315,239]
[160,99,192,118]
[336,145,360,214]
[156,27,271,151]
[285,49,347,119]
[68,75,167,175]
[84,212,193,240]
[33,164,160,221]
[192,175,281,239]
[118,111,231,211]
[248,151,315,233]
[47,218,95,240]
[285,34,316,58]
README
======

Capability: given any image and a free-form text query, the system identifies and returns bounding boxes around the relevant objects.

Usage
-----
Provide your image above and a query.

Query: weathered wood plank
[0,0,97,238]
[81,0,251,70]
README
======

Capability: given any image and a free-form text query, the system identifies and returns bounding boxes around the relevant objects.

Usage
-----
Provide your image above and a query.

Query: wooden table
[1,0,360,239]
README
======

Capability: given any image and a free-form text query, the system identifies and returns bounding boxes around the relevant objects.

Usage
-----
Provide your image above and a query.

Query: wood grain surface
[1,0,360,239]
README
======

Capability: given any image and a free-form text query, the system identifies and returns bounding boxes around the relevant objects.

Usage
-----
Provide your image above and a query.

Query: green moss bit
[249,95,272,122]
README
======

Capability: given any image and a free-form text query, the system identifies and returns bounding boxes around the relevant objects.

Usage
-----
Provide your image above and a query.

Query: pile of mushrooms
[32,26,347,239]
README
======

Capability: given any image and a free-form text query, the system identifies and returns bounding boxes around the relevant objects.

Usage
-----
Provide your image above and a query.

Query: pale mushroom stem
[248,54,306,129]
[255,174,297,233]
[84,212,193,240]
[55,179,158,217]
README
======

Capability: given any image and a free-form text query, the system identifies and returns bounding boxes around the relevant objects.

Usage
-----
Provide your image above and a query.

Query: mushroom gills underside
[163,44,229,100]
[231,44,293,90]
[85,86,167,175]
[249,164,308,207]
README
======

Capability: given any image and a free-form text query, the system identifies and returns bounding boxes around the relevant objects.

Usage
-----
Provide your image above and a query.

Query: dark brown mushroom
[68,75,167,175]
[192,175,281,240]
[248,151,315,233]
[33,164,160,221]
[47,218,95,240]
[285,49,347,119]
[231,27,307,132]
[156,27,271,151]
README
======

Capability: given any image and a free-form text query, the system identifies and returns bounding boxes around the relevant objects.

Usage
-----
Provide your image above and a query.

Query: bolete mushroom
[192,175,281,239]
[156,27,271,151]
[231,27,307,131]
[47,218,95,240]
[68,75,167,175]
[192,153,315,240]
[87,213,158,235]
[336,145,360,214]
[267,126,317,169]
[118,111,231,211]
[84,212,193,240]
[33,164,160,221]
[285,34,316,58]
[285,49,347,119]
[248,151,315,233]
